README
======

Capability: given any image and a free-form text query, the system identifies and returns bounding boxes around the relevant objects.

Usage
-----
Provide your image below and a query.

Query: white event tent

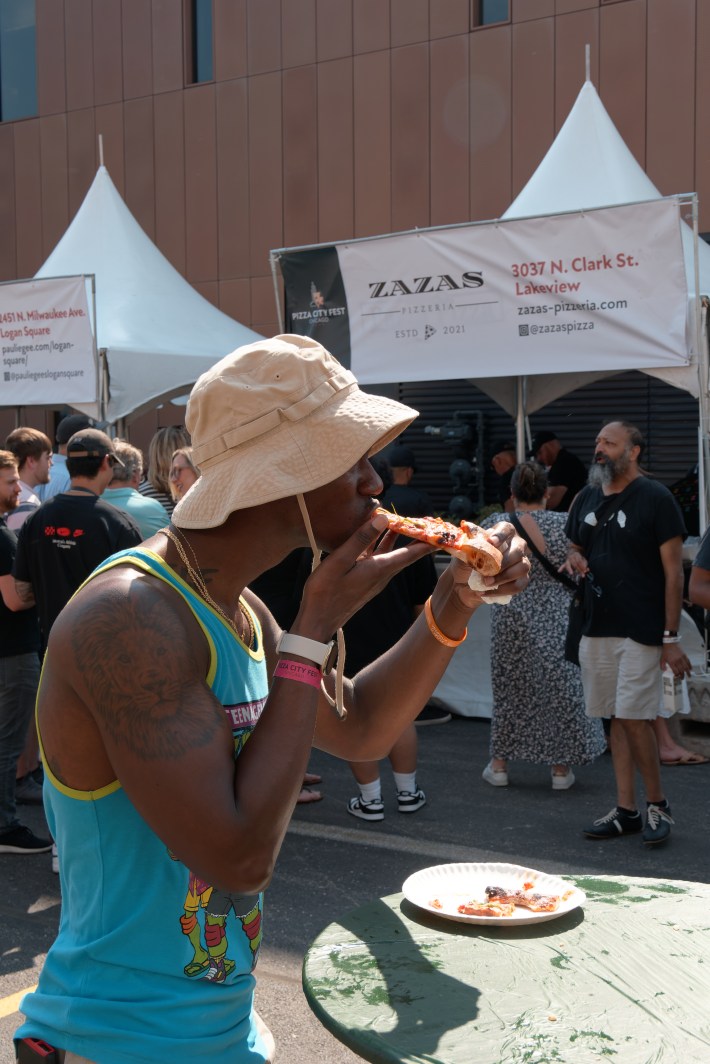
[477,78,710,439]
[35,165,263,426]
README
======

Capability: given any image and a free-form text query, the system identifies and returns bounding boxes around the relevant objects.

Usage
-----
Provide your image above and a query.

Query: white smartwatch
[276,631,337,675]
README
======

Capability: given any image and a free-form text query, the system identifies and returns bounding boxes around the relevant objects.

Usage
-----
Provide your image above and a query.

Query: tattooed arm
[13,578,35,607]
[39,558,363,896]
[0,574,33,611]
[38,568,266,893]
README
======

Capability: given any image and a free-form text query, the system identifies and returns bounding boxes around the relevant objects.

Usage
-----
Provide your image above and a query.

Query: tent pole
[698,303,709,540]
[515,377,526,461]
[269,253,285,333]
[690,194,708,535]
[98,349,108,423]
[87,274,102,421]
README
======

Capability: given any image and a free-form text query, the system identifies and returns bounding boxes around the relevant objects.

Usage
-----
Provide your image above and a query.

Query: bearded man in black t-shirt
[563,421,690,847]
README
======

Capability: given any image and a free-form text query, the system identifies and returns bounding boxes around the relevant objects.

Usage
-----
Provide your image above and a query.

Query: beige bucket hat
[172,334,417,529]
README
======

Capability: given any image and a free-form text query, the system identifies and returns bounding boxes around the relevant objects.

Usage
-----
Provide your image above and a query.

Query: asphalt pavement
[1,712,709,1064]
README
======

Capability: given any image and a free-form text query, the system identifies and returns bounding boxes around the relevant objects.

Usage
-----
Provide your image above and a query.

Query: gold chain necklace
[159,526,254,649]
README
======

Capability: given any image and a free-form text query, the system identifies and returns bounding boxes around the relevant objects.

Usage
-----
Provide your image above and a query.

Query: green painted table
[302,875,710,1063]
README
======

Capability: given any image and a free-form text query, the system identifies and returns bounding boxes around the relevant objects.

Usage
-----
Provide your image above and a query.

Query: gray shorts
[579,636,662,720]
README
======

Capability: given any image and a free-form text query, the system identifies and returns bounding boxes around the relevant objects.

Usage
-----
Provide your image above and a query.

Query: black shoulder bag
[509,512,584,663]
[557,480,643,665]
[509,513,577,591]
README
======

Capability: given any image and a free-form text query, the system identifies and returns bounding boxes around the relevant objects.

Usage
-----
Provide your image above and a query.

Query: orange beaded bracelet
[424,597,467,648]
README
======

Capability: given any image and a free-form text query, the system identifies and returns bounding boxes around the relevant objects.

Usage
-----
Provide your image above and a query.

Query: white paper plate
[402,861,586,926]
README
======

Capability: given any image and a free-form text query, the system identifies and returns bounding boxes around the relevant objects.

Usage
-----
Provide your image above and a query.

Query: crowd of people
[1,337,708,1061]
[2,409,706,853]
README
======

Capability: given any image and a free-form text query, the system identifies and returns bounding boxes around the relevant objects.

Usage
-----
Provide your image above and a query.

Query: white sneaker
[551,769,576,790]
[347,796,384,821]
[51,843,59,874]
[397,788,426,813]
[482,761,508,787]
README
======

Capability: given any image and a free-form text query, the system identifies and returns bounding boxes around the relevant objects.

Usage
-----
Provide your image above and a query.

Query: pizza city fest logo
[290,281,347,327]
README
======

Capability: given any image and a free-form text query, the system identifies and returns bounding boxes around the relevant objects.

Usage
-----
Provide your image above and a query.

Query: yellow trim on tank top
[93,548,265,662]
[35,546,264,800]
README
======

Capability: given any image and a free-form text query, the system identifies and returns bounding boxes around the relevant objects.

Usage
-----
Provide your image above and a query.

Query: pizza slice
[375,508,502,576]
[456,898,516,917]
[485,885,560,913]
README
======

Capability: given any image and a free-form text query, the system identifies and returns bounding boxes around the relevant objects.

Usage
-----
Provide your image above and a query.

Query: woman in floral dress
[481,462,605,789]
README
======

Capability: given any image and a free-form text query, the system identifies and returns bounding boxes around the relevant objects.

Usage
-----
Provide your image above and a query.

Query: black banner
[279,246,351,366]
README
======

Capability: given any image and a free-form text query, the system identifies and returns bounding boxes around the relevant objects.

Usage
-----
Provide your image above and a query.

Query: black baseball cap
[530,430,558,456]
[491,439,516,457]
[56,413,96,445]
[66,428,124,468]
[388,444,417,471]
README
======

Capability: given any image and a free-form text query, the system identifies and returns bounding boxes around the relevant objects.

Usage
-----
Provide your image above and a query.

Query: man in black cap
[531,430,586,512]
[490,440,517,513]
[13,429,142,644]
[38,413,96,502]
[381,443,433,518]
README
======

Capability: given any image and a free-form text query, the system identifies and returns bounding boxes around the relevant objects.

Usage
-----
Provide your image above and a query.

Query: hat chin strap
[296,493,347,720]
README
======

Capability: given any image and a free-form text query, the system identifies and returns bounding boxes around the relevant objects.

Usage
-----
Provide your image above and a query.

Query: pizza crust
[467,568,512,605]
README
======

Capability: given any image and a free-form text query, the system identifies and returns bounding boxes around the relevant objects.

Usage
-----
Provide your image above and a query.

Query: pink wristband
[274,658,321,689]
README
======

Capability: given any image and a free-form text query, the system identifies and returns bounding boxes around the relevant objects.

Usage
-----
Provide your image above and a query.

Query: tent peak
[34,154,263,422]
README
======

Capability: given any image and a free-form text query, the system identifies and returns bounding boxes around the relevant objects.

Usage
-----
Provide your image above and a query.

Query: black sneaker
[397,788,427,813]
[642,803,673,846]
[415,705,452,727]
[0,825,53,854]
[347,796,384,821]
[583,807,642,839]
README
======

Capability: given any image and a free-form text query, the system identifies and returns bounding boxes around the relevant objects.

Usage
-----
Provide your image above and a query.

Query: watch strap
[276,631,335,673]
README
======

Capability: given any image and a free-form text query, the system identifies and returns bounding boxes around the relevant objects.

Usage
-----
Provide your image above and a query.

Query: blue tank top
[18,547,271,1063]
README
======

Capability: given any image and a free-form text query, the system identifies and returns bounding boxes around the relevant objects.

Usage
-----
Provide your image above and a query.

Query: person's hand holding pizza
[446,520,530,609]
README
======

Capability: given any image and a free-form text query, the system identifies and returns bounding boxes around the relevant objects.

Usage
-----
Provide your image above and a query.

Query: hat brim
[173,387,417,529]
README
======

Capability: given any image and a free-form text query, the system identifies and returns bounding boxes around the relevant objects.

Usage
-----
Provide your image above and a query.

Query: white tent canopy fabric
[473,79,708,418]
[35,166,262,424]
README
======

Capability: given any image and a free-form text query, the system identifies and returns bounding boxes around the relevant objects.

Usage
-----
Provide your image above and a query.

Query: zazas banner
[277,198,689,383]
[0,275,97,405]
